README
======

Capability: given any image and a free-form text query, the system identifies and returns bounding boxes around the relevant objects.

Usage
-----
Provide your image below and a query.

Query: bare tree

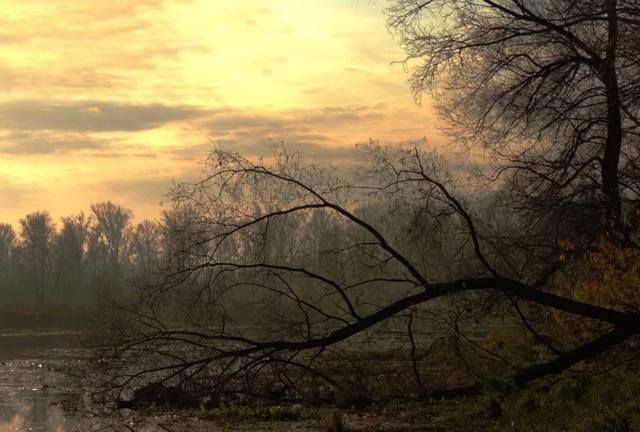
[0,224,15,273]
[131,220,162,277]
[17,212,55,307]
[93,146,639,404]
[0,224,16,303]
[91,0,640,406]
[90,202,134,285]
[386,0,640,236]
[53,213,91,304]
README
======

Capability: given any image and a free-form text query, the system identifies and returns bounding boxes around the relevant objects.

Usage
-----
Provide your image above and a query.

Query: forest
[0,202,163,325]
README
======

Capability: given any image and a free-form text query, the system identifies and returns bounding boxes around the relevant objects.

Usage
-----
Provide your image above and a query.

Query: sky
[0,0,444,227]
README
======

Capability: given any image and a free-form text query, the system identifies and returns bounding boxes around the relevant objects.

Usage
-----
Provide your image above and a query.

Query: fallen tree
[92,145,639,405]
[92,0,640,408]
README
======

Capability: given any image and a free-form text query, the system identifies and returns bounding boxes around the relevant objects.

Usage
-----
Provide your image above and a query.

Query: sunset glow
[0,0,441,225]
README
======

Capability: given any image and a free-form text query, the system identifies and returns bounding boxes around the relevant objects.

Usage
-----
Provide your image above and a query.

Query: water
[0,332,431,432]
[0,334,231,432]
[0,333,87,431]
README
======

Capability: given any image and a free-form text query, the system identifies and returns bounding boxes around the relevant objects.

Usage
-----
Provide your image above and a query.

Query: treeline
[0,201,170,307]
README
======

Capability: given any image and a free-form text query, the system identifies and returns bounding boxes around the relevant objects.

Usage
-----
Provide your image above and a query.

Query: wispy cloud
[0,131,109,155]
[202,105,382,140]
[0,101,203,132]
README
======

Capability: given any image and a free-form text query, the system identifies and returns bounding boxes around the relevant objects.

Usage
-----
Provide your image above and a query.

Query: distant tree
[160,208,206,273]
[0,224,16,303]
[53,213,91,304]
[90,202,133,290]
[131,220,162,277]
[17,212,55,307]
[0,223,15,272]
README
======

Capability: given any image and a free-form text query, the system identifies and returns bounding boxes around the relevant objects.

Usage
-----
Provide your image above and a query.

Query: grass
[133,366,640,432]
[195,402,304,422]
[484,369,640,432]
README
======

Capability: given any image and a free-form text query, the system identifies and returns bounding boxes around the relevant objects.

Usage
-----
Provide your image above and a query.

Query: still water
[0,334,194,432]
[0,334,301,432]
[0,333,85,431]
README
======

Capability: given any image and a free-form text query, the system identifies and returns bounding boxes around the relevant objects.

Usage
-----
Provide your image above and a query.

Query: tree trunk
[602,0,623,230]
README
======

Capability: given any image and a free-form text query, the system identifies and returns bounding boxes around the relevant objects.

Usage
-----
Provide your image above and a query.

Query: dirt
[111,399,505,432]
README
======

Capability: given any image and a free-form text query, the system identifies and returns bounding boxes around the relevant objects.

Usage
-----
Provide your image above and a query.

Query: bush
[503,369,640,432]
[195,402,303,422]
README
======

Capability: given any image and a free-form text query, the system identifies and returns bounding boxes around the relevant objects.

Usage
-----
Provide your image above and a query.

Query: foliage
[549,233,640,348]
[569,237,640,313]
[502,369,640,432]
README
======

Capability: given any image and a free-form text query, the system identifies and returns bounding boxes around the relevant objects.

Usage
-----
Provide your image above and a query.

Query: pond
[0,333,110,432]
[3,331,471,432]
[0,333,307,431]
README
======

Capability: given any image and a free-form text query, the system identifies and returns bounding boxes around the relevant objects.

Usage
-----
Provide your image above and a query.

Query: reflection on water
[0,334,211,432]
[0,403,65,432]
[0,335,80,432]
[0,404,30,432]
[0,334,85,432]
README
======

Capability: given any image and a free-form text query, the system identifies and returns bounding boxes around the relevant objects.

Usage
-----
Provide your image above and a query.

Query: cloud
[216,140,358,161]
[0,64,19,86]
[203,104,382,136]
[0,1,178,43]
[0,101,203,132]
[153,102,435,163]
[105,176,175,201]
[0,183,29,210]
[0,0,207,97]
[101,173,202,214]
[0,131,110,155]
[175,104,386,161]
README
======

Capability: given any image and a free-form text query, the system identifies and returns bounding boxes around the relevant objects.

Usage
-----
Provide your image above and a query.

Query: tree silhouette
[387,0,640,236]
[17,212,55,307]
[94,0,640,404]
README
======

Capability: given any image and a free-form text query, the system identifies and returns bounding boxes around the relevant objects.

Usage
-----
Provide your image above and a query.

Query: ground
[119,399,504,432]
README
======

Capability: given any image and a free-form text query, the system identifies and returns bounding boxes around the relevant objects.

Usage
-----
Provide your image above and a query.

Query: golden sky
[0,0,443,226]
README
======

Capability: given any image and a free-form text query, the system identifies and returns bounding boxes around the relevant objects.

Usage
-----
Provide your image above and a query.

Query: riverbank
[0,332,505,431]
[0,304,92,332]
[1,331,638,431]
